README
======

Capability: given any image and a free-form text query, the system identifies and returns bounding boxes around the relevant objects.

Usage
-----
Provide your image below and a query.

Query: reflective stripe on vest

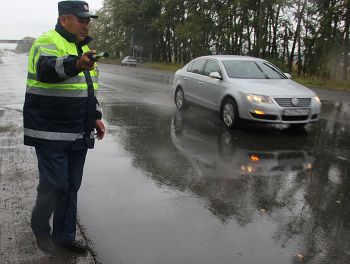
[24,128,84,141]
[27,72,98,85]
[26,85,94,97]
[33,44,58,61]
[55,55,70,79]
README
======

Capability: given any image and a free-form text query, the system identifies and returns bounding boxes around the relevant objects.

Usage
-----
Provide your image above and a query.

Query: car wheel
[175,87,188,111]
[221,98,239,128]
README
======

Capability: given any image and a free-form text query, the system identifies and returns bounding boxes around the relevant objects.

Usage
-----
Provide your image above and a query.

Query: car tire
[221,98,239,129]
[174,87,188,111]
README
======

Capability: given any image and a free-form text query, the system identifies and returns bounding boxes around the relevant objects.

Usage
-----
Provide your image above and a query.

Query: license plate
[284,108,310,116]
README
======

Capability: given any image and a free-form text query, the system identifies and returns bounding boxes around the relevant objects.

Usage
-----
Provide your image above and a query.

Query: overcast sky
[0,0,103,40]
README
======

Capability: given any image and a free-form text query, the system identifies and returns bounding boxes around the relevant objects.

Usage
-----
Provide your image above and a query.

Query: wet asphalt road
[1,53,350,264]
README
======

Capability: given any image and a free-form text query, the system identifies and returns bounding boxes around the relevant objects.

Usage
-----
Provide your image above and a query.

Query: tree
[89,0,349,81]
[343,0,350,81]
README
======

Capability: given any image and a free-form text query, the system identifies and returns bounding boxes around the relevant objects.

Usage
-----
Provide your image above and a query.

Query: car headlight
[246,94,272,104]
[314,96,321,104]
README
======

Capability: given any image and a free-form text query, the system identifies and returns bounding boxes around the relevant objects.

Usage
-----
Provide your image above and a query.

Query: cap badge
[84,5,89,11]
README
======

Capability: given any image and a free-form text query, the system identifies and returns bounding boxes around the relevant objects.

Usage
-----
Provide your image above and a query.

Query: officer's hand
[95,119,105,140]
[77,50,96,71]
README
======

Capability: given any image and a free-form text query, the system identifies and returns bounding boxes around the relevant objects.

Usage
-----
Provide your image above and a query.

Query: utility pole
[258,0,263,58]
[131,33,135,57]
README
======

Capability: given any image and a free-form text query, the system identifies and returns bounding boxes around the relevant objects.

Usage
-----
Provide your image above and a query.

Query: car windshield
[222,60,287,79]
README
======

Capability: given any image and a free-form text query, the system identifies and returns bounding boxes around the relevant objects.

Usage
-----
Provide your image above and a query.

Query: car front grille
[274,98,311,107]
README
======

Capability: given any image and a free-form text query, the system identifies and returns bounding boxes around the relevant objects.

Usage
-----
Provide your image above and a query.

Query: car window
[188,59,207,74]
[187,61,194,72]
[222,60,287,79]
[257,62,286,78]
[203,60,222,76]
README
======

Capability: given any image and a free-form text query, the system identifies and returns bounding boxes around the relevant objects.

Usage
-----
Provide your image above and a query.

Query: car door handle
[184,77,189,80]
[198,81,204,85]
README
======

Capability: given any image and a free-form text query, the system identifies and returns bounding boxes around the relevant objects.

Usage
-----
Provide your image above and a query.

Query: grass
[99,58,349,92]
[293,77,350,92]
[98,58,121,65]
[139,63,349,92]
[142,62,182,72]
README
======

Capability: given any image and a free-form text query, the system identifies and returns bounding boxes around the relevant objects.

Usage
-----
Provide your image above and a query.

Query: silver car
[121,56,137,66]
[173,55,321,129]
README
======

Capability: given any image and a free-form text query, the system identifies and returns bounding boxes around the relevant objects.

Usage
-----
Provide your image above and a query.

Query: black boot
[55,239,88,253]
[34,234,57,254]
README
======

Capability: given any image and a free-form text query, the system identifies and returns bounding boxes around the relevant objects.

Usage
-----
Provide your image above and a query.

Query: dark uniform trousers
[31,147,88,243]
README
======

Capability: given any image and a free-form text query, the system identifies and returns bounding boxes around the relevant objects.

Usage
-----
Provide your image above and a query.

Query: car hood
[227,78,316,97]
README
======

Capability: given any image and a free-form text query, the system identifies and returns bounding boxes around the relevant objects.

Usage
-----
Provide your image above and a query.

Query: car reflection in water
[170,110,317,223]
[171,111,314,180]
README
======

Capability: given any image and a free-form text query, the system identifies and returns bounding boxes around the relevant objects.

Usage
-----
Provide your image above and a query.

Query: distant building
[15,37,35,53]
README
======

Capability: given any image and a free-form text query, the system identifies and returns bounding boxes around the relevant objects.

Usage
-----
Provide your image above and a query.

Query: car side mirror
[284,73,292,79]
[209,72,223,80]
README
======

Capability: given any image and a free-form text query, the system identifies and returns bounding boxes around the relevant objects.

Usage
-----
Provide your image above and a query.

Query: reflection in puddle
[172,111,315,179]
[98,102,350,263]
[320,101,350,124]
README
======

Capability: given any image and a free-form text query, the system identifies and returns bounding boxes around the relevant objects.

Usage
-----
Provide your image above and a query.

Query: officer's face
[60,15,90,43]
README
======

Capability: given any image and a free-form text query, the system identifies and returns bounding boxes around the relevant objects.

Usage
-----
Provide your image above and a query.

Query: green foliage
[294,77,350,91]
[142,62,182,72]
[90,0,350,81]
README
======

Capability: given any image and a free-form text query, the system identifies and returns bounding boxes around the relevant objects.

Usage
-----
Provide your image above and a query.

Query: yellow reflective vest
[23,25,101,150]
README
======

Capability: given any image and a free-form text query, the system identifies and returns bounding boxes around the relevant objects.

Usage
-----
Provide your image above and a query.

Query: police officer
[23,0,105,253]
